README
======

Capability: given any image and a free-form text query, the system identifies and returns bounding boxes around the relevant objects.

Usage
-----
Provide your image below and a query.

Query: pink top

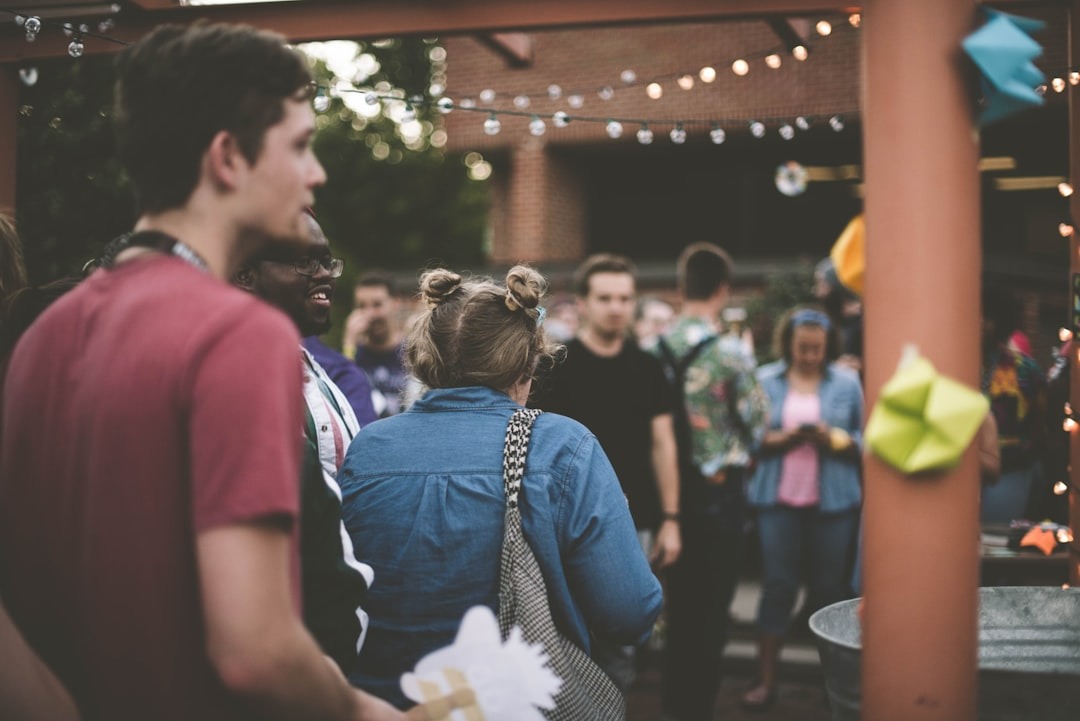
[777,388,821,506]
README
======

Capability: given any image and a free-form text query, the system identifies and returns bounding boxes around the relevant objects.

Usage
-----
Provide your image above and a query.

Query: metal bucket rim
[808,597,862,651]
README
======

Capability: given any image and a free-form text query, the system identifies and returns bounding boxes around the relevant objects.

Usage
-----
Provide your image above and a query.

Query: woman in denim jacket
[339,265,662,708]
[741,308,863,710]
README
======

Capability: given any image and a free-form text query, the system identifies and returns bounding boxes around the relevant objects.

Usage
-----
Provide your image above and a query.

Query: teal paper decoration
[962,8,1045,127]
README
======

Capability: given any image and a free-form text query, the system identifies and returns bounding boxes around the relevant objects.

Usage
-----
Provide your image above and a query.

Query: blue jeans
[755,505,859,636]
[980,461,1041,525]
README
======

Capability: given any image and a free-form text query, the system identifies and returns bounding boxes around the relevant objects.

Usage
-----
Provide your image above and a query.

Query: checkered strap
[498,408,625,721]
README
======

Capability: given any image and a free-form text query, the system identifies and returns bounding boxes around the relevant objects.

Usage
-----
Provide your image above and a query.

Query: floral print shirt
[659,316,769,475]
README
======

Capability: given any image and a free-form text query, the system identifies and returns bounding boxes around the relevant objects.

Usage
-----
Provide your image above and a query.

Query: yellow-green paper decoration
[865,351,989,474]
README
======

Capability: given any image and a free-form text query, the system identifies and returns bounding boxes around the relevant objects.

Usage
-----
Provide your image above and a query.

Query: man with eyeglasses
[235,213,373,676]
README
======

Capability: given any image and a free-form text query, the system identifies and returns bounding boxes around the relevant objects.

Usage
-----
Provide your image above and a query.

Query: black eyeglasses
[291,256,345,278]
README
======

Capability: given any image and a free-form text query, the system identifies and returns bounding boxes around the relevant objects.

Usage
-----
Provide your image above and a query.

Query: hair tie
[792,308,831,330]
[504,288,521,312]
[534,305,547,327]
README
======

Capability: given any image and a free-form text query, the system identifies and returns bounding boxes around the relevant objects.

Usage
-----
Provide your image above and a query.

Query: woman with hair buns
[339,265,662,708]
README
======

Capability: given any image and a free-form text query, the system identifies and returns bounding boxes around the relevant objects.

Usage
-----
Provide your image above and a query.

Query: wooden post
[1068,0,1080,587]
[861,1,980,719]
[0,68,16,213]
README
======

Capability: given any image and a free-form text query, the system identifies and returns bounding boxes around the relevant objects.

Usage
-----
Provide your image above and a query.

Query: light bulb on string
[1063,417,1078,433]
[779,123,795,140]
[699,66,717,83]
[816,20,833,36]
[1060,328,1073,342]
[479,88,496,103]
[1071,71,1080,86]
[636,124,653,145]
[483,113,501,136]
[750,121,766,138]
[436,97,454,114]
[669,124,687,144]
[1057,527,1073,544]
[24,15,40,42]
[673,74,692,91]
[1060,222,1075,237]
[1052,77,1067,93]
[732,59,749,76]
[513,95,531,110]
[1059,182,1073,197]
[764,54,782,70]
[313,92,331,113]
[528,115,546,136]
[710,125,726,144]
[620,69,637,84]
[829,115,845,131]
[1066,402,1073,416]
[849,13,861,28]
[795,116,810,131]
[598,86,615,101]
[552,111,570,128]
[646,83,663,100]
[547,84,562,100]
[605,120,623,139]
[792,45,809,61]
[568,94,584,109]
[458,97,476,109]
[68,36,85,59]
[364,92,380,106]
[1054,481,1069,496]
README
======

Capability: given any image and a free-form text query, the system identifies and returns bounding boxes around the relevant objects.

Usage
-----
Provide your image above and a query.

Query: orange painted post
[1069,0,1080,587]
[861,1,980,720]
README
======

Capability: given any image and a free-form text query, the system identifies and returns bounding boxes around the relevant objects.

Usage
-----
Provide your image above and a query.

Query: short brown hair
[408,265,560,391]
[677,243,733,301]
[573,253,637,297]
[114,22,314,214]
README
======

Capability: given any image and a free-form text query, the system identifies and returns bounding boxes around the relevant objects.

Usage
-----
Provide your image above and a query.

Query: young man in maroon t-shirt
[0,23,402,721]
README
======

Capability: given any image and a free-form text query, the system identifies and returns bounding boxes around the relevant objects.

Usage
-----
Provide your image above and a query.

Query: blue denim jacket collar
[409,385,522,413]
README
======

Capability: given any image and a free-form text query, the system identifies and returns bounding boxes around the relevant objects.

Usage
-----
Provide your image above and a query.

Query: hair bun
[419,269,463,308]
[504,264,545,313]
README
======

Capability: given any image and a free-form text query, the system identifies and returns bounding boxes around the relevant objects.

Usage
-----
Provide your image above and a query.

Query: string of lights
[0,6,129,58]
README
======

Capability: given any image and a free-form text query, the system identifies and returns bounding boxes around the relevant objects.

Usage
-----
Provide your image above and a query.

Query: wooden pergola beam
[0,0,856,63]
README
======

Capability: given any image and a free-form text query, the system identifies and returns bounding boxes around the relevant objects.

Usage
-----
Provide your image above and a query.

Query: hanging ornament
[68,35,85,59]
[18,67,38,87]
[795,116,811,131]
[709,125,726,144]
[779,123,795,140]
[605,120,623,139]
[636,124,653,145]
[528,115,546,136]
[669,124,687,144]
[829,115,845,131]
[483,114,501,135]
[775,161,809,196]
[552,111,570,128]
[750,120,766,138]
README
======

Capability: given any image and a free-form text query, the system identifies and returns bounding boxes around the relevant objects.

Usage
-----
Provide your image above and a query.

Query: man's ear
[205,130,246,191]
[233,266,256,291]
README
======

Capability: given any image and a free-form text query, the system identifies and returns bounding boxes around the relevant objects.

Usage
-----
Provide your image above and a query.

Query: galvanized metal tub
[809,586,1080,721]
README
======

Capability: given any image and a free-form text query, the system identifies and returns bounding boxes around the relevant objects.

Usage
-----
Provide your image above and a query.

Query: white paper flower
[401,606,562,721]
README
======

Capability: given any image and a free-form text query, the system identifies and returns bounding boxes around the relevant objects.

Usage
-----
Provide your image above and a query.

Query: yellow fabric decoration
[865,352,990,474]
[830,213,865,296]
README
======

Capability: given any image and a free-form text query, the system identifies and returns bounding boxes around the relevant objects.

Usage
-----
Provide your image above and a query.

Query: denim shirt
[339,385,662,707]
[747,361,864,512]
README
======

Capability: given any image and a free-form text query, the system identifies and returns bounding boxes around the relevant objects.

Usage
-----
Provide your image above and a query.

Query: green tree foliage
[16,55,133,285]
[744,270,817,364]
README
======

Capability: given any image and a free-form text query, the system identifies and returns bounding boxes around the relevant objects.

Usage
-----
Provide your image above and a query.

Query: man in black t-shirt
[531,253,681,690]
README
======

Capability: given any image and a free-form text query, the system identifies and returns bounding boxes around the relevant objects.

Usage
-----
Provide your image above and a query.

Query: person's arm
[648,412,681,569]
[198,522,405,721]
[0,600,80,721]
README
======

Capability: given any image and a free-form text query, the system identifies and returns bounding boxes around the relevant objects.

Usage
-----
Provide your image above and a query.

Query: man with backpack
[655,243,768,721]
